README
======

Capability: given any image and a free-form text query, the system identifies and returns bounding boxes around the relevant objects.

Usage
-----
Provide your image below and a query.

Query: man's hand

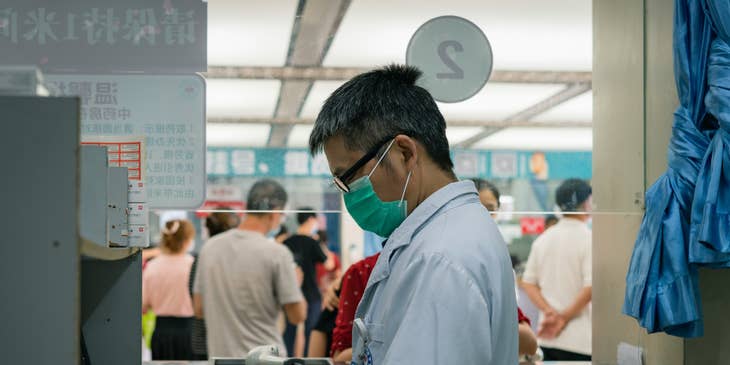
[323,276,342,311]
[538,310,567,339]
[539,286,591,339]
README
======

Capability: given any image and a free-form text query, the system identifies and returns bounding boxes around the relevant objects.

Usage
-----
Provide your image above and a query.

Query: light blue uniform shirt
[351,181,518,365]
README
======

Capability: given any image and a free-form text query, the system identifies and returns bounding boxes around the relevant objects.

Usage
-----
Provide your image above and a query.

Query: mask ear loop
[398,170,412,208]
[368,139,397,178]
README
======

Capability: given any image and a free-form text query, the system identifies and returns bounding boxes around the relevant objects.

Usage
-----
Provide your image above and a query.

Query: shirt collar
[558,217,588,226]
[368,180,479,284]
[389,180,477,246]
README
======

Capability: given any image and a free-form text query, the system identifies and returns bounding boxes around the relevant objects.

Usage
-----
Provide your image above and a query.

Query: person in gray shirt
[193,179,307,358]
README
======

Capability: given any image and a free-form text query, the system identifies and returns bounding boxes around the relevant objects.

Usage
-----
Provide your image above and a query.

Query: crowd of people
[141,177,592,363]
[140,64,592,364]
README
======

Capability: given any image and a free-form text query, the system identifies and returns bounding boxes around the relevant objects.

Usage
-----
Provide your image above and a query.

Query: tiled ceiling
[206,0,593,151]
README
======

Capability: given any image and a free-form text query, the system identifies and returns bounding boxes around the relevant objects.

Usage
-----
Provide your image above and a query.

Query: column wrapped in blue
[622,0,712,337]
[689,0,730,267]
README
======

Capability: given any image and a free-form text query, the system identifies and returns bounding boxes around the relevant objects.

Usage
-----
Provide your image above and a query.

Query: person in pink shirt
[143,219,196,360]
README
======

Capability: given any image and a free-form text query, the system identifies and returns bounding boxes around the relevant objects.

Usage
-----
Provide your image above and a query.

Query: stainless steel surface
[107,166,130,247]
[593,0,684,364]
[592,4,647,363]
[81,252,142,365]
[2,96,81,364]
[685,269,730,363]
[80,146,109,247]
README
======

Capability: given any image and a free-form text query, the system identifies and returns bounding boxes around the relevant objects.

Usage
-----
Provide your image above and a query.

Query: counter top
[142,361,590,365]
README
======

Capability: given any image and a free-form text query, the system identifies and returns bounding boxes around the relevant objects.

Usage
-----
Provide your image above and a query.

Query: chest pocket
[366,322,385,344]
[353,319,386,365]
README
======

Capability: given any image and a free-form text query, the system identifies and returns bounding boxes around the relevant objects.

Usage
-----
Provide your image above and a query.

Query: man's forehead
[323,137,364,175]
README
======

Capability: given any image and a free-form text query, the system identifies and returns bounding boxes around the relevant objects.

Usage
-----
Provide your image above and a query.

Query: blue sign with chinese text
[206,148,592,181]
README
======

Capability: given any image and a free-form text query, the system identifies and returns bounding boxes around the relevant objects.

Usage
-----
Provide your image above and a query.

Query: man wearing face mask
[308,65,518,365]
[193,179,307,357]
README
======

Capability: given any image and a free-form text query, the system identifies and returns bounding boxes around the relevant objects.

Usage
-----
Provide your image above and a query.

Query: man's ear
[394,134,418,171]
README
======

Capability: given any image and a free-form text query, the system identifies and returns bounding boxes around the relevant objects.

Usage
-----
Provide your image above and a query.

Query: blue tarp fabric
[623,0,729,338]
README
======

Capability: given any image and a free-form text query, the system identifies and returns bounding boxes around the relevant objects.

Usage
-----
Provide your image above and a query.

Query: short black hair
[246,179,287,214]
[472,178,501,207]
[297,207,316,225]
[556,178,592,212]
[309,64,454,173]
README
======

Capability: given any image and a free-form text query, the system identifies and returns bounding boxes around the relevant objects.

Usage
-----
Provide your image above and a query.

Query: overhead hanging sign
[207,148,592,180]
[46,74,206,209]
[0,0,206,72]
[406,15,492,103]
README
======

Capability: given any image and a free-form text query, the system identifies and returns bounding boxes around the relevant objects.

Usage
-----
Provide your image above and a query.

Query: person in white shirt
[523,178,592,361]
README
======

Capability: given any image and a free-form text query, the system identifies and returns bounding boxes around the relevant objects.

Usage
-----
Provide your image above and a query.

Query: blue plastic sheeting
[623,0,730,338]
[690,0,730,266]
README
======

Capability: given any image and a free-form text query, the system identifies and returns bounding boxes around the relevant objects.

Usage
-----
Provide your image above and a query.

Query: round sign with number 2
[406,16,493,103]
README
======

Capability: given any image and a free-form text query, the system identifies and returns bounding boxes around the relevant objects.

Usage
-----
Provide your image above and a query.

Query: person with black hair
[282,207,328,356]
[523,178,593,361]
[192,180,306,357]
[472,178,501,218]
[309,64,517,364]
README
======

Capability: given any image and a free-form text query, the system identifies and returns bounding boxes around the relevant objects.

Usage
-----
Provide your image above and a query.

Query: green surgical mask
[343,140,412,237]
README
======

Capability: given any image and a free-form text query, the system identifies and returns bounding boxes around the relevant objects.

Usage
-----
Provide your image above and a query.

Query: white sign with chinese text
[47,74,206,209]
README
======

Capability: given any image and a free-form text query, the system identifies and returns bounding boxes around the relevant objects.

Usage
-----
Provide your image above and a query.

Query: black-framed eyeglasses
[333,136,395,193]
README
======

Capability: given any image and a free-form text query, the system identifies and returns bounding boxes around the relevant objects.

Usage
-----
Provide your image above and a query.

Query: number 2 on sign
[436,40,464,79]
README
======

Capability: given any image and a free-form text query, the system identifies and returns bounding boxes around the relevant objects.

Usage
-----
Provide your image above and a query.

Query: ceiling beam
[455,82,592,148]
[208,117,591,128]
[267,0,352,147]
[205,66,592,84]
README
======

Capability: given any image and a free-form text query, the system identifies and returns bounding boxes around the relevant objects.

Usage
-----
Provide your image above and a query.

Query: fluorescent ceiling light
[301,81,346,119]
[446,127,486,145]
[288,124,315,148]
[474,127,592,151]
[208,0,298,66]
[325,0,591,71]
[437,83,565,121]
[532,91,592,123]
[206,79,280,119]
[207,124,271,147]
